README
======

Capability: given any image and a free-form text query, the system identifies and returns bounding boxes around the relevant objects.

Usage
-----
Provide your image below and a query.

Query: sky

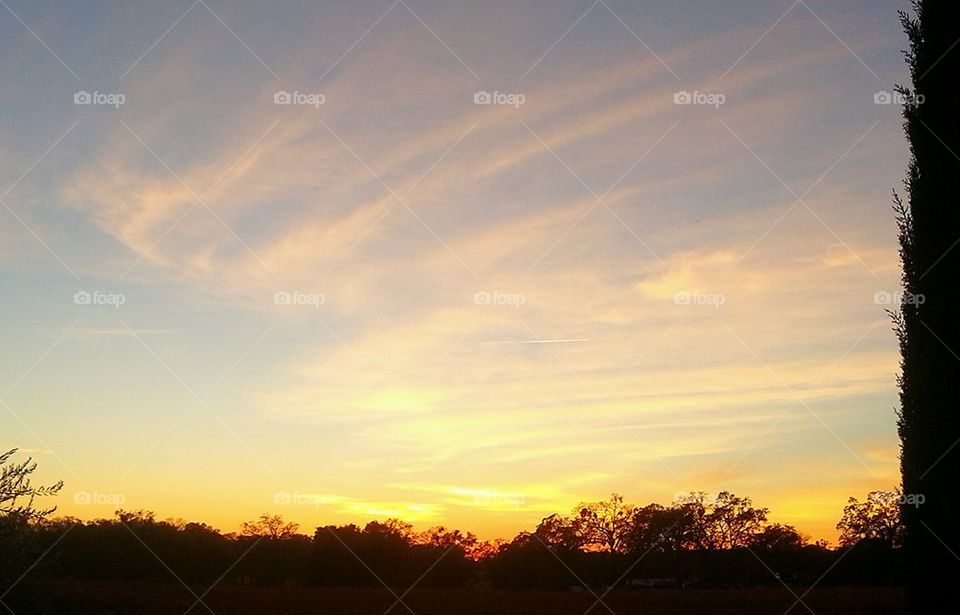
[1,0,914,543]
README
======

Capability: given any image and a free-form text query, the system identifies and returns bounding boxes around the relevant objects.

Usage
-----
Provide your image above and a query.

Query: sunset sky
[1,0,912,542]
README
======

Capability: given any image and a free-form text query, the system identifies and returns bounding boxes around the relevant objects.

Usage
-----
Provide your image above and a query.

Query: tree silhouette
[573,493,636,553]
[0,487,905,603]
[1,448,63,610]
[417,525,479,551]
[531,491,773,555]
[534,512,589,551]
[626,503,691,552]
[750,524,806,551]
[0,449,63,520]
[241,513,300,540]
[893,2,960,611]
[671,491,768,549]
[836,491,904,548]
[704,491,769,549]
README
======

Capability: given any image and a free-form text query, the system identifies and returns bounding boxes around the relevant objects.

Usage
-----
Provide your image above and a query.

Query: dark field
[38,583,905,614]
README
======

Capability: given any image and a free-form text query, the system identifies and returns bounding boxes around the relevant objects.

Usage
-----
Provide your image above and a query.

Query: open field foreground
[31,583,905,615]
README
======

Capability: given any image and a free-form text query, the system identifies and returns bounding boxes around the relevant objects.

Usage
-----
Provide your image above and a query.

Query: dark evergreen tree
[894,2,960,611]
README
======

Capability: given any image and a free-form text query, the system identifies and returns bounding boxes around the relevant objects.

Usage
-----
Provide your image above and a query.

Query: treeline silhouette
[3,490,905,607]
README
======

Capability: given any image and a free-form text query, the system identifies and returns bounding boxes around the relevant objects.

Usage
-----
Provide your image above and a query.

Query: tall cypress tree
[895,1,960,611]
